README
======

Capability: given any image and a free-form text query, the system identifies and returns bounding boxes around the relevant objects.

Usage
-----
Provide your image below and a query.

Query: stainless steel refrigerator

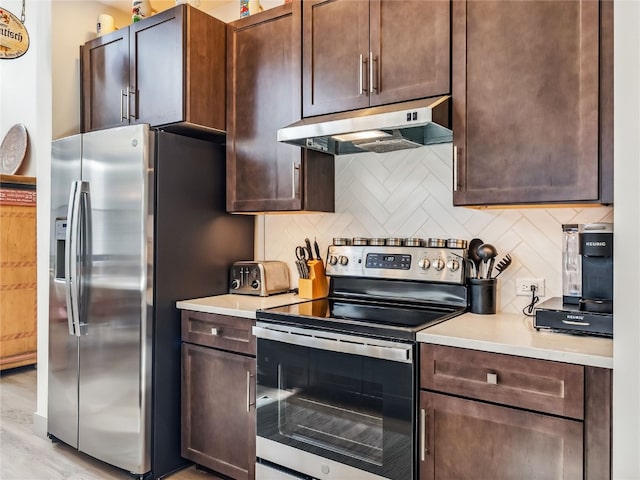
[48,124,254,478]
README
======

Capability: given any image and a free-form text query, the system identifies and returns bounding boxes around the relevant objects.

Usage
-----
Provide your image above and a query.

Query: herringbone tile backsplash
[260,143,613,314]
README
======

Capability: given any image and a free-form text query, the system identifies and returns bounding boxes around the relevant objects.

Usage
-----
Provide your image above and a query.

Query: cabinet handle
[358,54,363,95]
[126,87,131,121]
[420,408,428,460]
[369,52,377,94]
[486,372,498,384]
[246,371,256,412]
[210,327,221,336]
[120,89,127,122]
[453,145,459,191]
[129,89,137,120]
[291,163,301,199]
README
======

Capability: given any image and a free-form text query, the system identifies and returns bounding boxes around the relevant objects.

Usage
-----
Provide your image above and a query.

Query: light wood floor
[0,366,223,480]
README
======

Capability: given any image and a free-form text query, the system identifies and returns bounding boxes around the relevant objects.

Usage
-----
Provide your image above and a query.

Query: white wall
[0,0,43,177]
[613,1,640,477]
[1,0,637,476]
[0,0,52,436]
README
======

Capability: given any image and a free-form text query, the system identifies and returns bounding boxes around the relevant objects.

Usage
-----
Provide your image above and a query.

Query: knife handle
[304,238,313,260]
[314,239,322,260]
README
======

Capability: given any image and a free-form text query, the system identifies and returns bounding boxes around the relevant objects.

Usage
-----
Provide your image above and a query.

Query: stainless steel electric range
[254,238,468,480]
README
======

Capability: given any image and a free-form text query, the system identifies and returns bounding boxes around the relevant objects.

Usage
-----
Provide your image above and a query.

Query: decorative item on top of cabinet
[80,4,226,138]
[0,175,37,370]
[226,2,334,213]
[452,0,613,206]
[181,310,256,480]
[419,344,612,479]
[302,0,450,117]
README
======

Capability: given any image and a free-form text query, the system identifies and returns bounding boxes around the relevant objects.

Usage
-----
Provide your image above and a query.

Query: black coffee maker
[579,223,613,313]
[535,222,613,337]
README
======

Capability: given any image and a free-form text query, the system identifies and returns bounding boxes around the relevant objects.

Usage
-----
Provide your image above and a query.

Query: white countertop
[176,293,304,319]
[178,295,613,368]
[417,312,613,369]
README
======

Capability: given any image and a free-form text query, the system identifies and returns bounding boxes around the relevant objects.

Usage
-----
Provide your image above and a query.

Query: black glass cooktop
[257,297,466,341]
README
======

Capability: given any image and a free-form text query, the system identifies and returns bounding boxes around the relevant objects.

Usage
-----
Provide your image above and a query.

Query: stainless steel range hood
[277,95,452,155]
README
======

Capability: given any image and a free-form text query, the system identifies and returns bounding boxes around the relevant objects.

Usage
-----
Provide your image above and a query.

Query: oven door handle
[252,325,413,364]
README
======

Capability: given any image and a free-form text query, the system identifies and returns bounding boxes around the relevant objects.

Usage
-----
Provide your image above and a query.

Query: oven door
[253,322,414,480]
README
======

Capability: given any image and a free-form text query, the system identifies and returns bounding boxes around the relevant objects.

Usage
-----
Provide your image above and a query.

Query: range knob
[328,255,339,266]
[231,279,240,290]
[251,279,261,290]
[339,256,349,266]
[418,258,431,270]
[447,259,460,272]
[433,258,445,271]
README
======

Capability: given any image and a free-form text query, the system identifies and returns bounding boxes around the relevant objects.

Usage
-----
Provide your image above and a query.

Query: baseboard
[32,411,47,439]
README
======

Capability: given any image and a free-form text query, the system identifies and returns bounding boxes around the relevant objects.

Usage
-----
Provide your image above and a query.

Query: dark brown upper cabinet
[302,0,450,117]
[81,5,226,137]
[226,3,334,213]
[452,0,613,206]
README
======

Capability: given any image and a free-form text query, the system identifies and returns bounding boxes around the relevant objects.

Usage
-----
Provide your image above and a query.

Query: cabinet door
[302,0,370,116]
[419,391,583,480]
[181,343,255,480]
[81,29,130,133]
[227,4,334,213]
[452,0,606,205]
[130,7,184,127]
[369,0,450,107]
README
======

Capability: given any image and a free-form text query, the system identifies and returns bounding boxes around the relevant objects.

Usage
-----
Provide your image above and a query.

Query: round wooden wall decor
[0,6,30,59]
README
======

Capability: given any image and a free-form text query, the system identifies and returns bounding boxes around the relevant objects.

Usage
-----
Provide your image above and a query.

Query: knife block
[298,260,329,299]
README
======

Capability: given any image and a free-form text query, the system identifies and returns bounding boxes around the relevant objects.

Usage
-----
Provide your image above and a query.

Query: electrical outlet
[516,278,545,296]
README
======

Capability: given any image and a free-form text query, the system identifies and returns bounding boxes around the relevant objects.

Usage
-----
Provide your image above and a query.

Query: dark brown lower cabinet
[419,344,611,480]
[181,311,256,480]
[419,391,583,479]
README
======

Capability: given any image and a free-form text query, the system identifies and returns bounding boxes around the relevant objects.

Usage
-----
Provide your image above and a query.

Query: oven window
[256,338,413,479]
[278,361,384,465]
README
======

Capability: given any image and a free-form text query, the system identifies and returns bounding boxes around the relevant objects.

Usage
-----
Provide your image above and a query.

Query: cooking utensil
[296,245,310,278]
[476,243,498,279]
[494,254,512,277]
[468,238,483,278]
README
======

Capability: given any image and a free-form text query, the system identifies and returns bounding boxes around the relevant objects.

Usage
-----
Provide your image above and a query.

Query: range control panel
[325,245,467,284]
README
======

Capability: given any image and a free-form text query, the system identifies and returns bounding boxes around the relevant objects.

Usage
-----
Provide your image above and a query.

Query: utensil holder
[299,260,329,299]
[469,278,497,314]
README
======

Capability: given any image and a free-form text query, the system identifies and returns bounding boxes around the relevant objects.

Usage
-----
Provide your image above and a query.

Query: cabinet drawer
[420,344,584,419]
[181,311,256,356]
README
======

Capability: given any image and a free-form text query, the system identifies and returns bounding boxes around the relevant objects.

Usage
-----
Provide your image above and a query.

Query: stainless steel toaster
[229,261,290,296]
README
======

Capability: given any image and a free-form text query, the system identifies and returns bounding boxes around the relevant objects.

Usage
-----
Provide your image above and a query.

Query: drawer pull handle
[420,408,428,460]
[247,371,256,412]
[210,327,221,336]
[486,372,498,385]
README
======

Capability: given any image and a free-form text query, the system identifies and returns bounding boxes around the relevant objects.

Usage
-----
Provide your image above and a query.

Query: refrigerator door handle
[78,184,92,335]
[65,181,88,337]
